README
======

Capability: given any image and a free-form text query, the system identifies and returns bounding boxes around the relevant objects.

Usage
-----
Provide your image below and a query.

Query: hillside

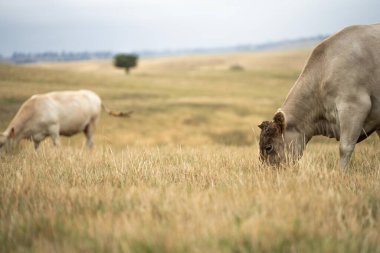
[1,49,311,147]
[1,35,326,64]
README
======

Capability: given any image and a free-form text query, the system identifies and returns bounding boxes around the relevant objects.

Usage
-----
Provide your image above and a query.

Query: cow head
[0,128,15,150]
[258,111,286,166]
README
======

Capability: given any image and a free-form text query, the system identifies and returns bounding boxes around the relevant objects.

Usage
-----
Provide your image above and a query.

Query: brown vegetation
[0,49,379,252]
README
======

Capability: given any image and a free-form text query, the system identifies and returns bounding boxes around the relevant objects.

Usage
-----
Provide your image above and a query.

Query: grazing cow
[0,90,132,150]
[258,23,380,169]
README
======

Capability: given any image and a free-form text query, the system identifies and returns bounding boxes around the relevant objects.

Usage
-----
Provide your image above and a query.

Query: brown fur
[258,23,380,169]
[259,112,286,166]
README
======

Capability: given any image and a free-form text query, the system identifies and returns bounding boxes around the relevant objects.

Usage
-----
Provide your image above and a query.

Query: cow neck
[281,74,323,140]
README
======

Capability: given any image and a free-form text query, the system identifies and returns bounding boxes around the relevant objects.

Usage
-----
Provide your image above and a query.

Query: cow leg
[51,134,60,146]
[33,140,41,150]
[338,98,371,170]
[32,133,46,150]
[84,122,95,148]
[49,124,60,146]
[377,130,380,139]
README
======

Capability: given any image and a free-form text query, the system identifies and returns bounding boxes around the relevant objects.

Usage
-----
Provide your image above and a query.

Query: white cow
[0,90,132,150]
[258,23,380,169]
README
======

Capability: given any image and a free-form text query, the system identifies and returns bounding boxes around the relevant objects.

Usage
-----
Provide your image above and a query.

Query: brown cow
[258,24,380,169]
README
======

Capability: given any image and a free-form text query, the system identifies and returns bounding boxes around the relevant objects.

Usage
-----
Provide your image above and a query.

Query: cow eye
[265,145,273,153]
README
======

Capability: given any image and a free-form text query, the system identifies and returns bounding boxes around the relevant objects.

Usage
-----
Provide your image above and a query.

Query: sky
[0,0,379,56]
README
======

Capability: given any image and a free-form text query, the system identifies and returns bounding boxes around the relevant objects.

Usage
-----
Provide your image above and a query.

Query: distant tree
[114,54,138,74]
[229,64,244,71]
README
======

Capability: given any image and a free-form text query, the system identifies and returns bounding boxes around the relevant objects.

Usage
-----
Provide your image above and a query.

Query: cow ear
[8,128,15,139]
[273,111,286,133]
[258,121,270,130]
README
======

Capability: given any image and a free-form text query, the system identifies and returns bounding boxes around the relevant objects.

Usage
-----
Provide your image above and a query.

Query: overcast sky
[0,0,379,56]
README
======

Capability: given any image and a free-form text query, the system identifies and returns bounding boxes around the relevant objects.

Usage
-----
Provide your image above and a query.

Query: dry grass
[0,49,379,252]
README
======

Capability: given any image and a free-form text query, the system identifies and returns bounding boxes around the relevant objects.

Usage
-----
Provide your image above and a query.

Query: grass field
[0,49,379,252]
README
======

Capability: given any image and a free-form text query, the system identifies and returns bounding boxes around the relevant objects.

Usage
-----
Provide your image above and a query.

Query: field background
[0,49,379,252]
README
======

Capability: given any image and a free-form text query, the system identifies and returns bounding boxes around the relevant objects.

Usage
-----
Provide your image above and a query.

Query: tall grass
[1,144,379,253]
[0,50,379,252]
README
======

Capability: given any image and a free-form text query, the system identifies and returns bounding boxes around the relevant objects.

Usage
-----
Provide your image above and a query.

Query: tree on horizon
[114,54,138,74]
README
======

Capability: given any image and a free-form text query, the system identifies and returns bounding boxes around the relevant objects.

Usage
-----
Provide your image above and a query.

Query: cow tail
[101,104,133,117]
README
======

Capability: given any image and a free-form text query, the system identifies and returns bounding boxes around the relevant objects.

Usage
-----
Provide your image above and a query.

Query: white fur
[0,90,101,149]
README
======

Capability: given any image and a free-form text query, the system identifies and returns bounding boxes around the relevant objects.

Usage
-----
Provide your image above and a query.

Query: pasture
[0,49,379,252]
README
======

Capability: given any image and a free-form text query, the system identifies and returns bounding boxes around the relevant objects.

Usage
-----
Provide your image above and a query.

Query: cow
[0,89,133,150]
[258,23,380,170]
